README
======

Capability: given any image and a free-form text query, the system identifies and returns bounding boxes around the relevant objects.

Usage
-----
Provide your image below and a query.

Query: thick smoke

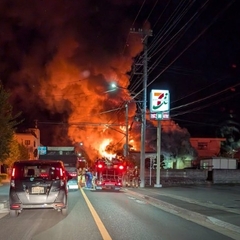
[0,0,145,160]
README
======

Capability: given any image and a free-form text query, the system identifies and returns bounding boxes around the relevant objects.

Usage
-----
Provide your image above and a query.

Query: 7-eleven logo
[150,90,170,112]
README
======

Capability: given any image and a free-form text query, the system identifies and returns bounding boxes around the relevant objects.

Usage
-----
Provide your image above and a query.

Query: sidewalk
[0,179,10,213]
[123,184,240,239]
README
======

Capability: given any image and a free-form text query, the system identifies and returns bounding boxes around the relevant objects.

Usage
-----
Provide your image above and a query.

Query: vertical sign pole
[154,119,162,187]
[150,159,152,186]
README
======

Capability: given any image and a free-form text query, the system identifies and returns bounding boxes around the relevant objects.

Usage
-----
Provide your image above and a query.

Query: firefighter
[77,168,82,188]
[91,170,97,189]
[123,166,130,187]
[132,166,139,188]
[85,169,93,189]
[79,168,86,187]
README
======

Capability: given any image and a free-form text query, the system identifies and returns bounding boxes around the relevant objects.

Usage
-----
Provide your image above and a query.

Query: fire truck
[93,158,126,191]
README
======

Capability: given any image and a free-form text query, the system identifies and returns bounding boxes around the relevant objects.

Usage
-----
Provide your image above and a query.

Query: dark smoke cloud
[0,0,147,158]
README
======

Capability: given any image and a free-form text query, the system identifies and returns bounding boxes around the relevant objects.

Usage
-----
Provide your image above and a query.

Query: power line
[131,1,235,101]
[128,1,200,97]
[171,82,240,112]
[152,0,171,29]
[171,91,240,117]
[121,0,146,56]
[171,74,231,104]
[143,0,159,27]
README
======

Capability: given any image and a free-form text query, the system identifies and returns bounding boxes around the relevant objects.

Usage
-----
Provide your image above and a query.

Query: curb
[0,202,9,214]
[124,188,240,239]
[0,208,9,213]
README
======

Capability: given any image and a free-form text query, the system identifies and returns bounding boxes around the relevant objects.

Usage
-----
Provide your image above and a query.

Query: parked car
[9,160,71,217]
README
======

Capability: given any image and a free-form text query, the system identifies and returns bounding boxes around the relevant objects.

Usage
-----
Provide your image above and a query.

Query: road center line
[80,188,112,240]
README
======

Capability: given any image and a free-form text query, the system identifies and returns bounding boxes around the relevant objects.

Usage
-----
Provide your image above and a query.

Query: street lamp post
[109,83,129,158]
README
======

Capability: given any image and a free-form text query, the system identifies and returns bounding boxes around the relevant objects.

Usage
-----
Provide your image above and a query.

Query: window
[14,164,64,180]
[25,140,31,146]
[198,142,208,150]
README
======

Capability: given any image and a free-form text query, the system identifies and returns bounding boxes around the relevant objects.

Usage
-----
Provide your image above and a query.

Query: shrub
[0,173,8,180]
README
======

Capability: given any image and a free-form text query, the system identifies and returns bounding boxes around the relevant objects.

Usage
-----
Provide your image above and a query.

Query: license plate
[68,185,78,189]
[105,183,114,186]
[32,186,44,194]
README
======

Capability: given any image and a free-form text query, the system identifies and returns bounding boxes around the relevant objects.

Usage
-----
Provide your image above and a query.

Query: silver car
[9,160,70,217]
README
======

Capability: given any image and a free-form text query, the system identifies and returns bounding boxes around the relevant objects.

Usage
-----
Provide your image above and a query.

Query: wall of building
[28,128,40,148]
[142,169,240,185]
[190,138,225,158]
[212,169,240,184]
[15,130,39,159]
[144,169,208,186]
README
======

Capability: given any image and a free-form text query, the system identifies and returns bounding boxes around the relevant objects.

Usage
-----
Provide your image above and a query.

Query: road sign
[38,146,47,155]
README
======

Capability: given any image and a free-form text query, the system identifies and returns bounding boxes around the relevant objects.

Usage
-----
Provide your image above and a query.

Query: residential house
[129,137,226,169]
[15,128,40,160]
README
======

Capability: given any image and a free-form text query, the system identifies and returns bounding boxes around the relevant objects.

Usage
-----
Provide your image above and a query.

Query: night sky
[0,0,239,153]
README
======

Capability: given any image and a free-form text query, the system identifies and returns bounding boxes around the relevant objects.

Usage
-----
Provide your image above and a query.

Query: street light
[110,83,129,158]
[110,83,124,89]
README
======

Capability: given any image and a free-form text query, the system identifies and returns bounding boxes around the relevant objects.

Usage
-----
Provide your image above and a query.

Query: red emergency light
[97,164,103,169]
[118,165,124,170]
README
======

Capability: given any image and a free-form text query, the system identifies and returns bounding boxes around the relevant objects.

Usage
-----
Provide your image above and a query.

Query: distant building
[190,138,226,158]
[129,137,226,169]
[15,128,40,160]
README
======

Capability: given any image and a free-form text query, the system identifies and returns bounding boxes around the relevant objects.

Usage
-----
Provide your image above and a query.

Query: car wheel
[10,210,19,217]
[61,195,68,216]
[61,207,68,216]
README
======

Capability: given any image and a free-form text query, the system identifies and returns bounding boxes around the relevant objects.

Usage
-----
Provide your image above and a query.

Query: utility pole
[130,28,152,187]
[125,102,129,158]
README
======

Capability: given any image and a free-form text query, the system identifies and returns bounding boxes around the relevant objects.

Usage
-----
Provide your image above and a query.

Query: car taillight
[59,168,65,186]
[40,173,48,178]
[60,168,63,177]
[69,173,77,177]
[11,168,15,177]
[11,204,20,209]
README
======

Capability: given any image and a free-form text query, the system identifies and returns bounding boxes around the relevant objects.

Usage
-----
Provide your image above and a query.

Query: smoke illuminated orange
[38,35,143,162]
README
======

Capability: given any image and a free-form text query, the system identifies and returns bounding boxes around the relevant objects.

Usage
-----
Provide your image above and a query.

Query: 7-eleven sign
[150,89,170,113]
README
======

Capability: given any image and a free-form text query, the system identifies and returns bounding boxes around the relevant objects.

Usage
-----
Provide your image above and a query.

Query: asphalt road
[0,182,239,240]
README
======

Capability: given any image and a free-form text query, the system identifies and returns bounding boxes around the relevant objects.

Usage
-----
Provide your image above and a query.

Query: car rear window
[65,167,77,172]
[13,163,64,180]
